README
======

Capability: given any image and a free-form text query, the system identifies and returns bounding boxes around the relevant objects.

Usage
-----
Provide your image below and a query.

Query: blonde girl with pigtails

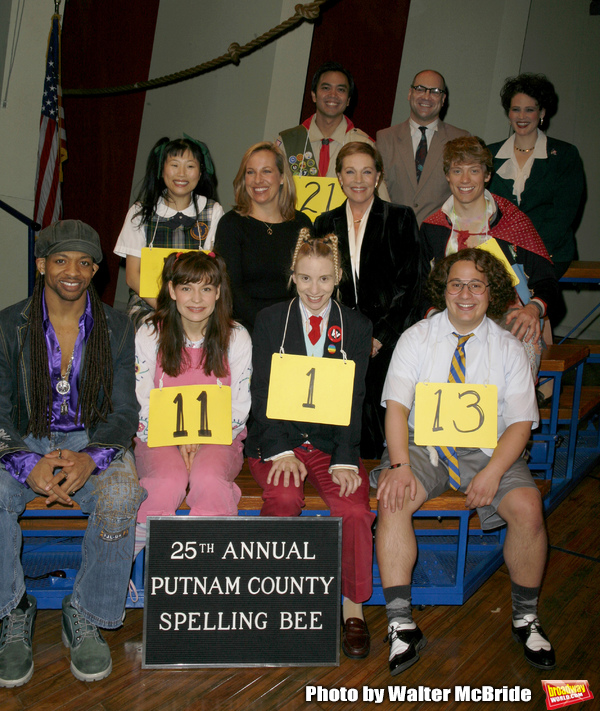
[245,228,375,660]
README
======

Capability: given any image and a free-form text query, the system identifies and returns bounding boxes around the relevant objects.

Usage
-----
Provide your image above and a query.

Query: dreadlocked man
[0,220,145,688]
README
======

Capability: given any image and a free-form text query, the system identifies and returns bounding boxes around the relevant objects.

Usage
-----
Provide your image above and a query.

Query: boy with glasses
[372,249,555,676]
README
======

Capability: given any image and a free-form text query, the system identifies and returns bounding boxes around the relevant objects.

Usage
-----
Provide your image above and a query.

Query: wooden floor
[2,472,599,711]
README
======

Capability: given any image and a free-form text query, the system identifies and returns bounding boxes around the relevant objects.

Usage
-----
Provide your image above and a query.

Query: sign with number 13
[414,382,498,448]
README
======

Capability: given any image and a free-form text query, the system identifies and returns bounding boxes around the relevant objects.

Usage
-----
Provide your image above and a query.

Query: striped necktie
[415,126,428,182]
[436,332,473,490]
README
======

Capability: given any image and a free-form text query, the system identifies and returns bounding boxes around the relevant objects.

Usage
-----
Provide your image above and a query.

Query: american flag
[33,14,67,230]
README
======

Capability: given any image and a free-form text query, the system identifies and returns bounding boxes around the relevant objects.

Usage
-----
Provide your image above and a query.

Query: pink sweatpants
[135,430,245,521]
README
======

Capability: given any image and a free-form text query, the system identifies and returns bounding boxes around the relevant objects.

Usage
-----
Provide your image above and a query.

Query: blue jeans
[0,431,146,628]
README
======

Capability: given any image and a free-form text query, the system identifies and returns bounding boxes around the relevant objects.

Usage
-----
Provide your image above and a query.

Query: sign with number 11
[148,384,232,447]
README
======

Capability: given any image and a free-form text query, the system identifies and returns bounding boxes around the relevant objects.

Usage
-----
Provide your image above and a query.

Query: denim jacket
[0,297,138,459]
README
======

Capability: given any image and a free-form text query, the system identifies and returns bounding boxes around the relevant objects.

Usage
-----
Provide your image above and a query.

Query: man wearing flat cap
[0,220,145,687]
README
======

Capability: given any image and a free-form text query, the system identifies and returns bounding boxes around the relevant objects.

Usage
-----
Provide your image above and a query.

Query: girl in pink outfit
[133,251,252,555]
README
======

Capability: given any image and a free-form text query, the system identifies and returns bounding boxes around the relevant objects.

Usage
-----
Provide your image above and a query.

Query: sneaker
[0,595,37,688]
[61,595,112,682]
[385,621,427,676]
[512,614,556,670]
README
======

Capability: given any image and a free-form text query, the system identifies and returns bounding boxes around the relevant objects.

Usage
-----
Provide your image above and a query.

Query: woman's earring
[540,117,544,127]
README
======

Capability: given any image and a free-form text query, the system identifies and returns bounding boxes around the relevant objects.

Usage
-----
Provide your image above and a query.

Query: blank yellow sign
[477,239,519,287]
[148,384,232,447]
[414,382,498,448]
[139,247,195,298]
[266,353,355,426]
[294,177,346,222]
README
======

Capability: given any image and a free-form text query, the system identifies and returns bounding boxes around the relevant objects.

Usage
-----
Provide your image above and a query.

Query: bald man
[376,70,469,225]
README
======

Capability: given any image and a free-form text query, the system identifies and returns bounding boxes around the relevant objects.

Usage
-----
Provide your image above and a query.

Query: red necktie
[308,315,322,345]
[319,139,331,177]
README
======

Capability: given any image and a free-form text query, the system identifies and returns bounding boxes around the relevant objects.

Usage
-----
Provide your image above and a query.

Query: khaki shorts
[371,434,538,531]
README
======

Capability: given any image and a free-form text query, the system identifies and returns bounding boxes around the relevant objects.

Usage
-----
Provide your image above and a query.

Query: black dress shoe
[342,617,370,659]
[385,623,427,676]
[512,616,556,670]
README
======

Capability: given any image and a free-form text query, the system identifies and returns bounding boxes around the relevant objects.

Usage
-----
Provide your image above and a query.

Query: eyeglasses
[411,84,446,96]
[446,279,489,295]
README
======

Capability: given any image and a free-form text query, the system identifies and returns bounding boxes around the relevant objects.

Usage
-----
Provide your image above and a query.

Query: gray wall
[0,1,48,308]
[391,0,532,140]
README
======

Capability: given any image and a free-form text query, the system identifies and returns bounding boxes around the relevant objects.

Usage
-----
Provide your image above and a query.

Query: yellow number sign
[147,384,232,447]
[294,177,346,222]
[414,382,498,449]
[266,353,355,426]
[139,247,195,298]
[477,239,519,287]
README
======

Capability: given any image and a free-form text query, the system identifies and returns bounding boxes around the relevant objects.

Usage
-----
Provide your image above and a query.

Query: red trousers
[249,446,375,603]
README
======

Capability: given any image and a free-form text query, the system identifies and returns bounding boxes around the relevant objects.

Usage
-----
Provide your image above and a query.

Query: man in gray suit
[376,70,469,225]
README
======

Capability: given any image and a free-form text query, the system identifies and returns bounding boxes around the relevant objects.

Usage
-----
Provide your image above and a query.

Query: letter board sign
[142,516,341,668]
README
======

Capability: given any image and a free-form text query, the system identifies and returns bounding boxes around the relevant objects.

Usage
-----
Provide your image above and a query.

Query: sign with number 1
[266,353,355,426]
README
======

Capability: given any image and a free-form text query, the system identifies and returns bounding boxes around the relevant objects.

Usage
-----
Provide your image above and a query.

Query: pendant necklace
[56,348,75,415]
[264,222,274,235]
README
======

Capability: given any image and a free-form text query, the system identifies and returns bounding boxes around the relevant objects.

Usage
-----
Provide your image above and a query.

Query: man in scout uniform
[372,248,555,675]
[277,61,390,200]
[0,220,145,687]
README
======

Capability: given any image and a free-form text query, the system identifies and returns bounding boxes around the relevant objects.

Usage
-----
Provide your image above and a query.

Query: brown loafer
[342,617,370,659]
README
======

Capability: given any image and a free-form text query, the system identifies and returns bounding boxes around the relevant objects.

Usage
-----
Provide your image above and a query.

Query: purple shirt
[4,291,118,484]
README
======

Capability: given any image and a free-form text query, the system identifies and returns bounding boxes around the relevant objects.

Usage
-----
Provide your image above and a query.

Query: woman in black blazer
[315,142,423,458]
[246,231,375,660]
[488,73,585,279]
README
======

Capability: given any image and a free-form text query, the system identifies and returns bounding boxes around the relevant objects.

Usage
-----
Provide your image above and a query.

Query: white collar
[495,130,547,203]
[154,194,207,218]
[495,128,547,160]
[437,309,489,344]
[409,118,439,134]
[440,189,497,224]
[298,298,332,323]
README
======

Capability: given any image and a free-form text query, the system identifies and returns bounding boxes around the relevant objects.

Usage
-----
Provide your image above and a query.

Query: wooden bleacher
[22,460,530,526]
[21,459,552,609]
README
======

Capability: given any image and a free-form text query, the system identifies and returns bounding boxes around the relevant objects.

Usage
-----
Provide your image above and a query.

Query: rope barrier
[63,0,327,98]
